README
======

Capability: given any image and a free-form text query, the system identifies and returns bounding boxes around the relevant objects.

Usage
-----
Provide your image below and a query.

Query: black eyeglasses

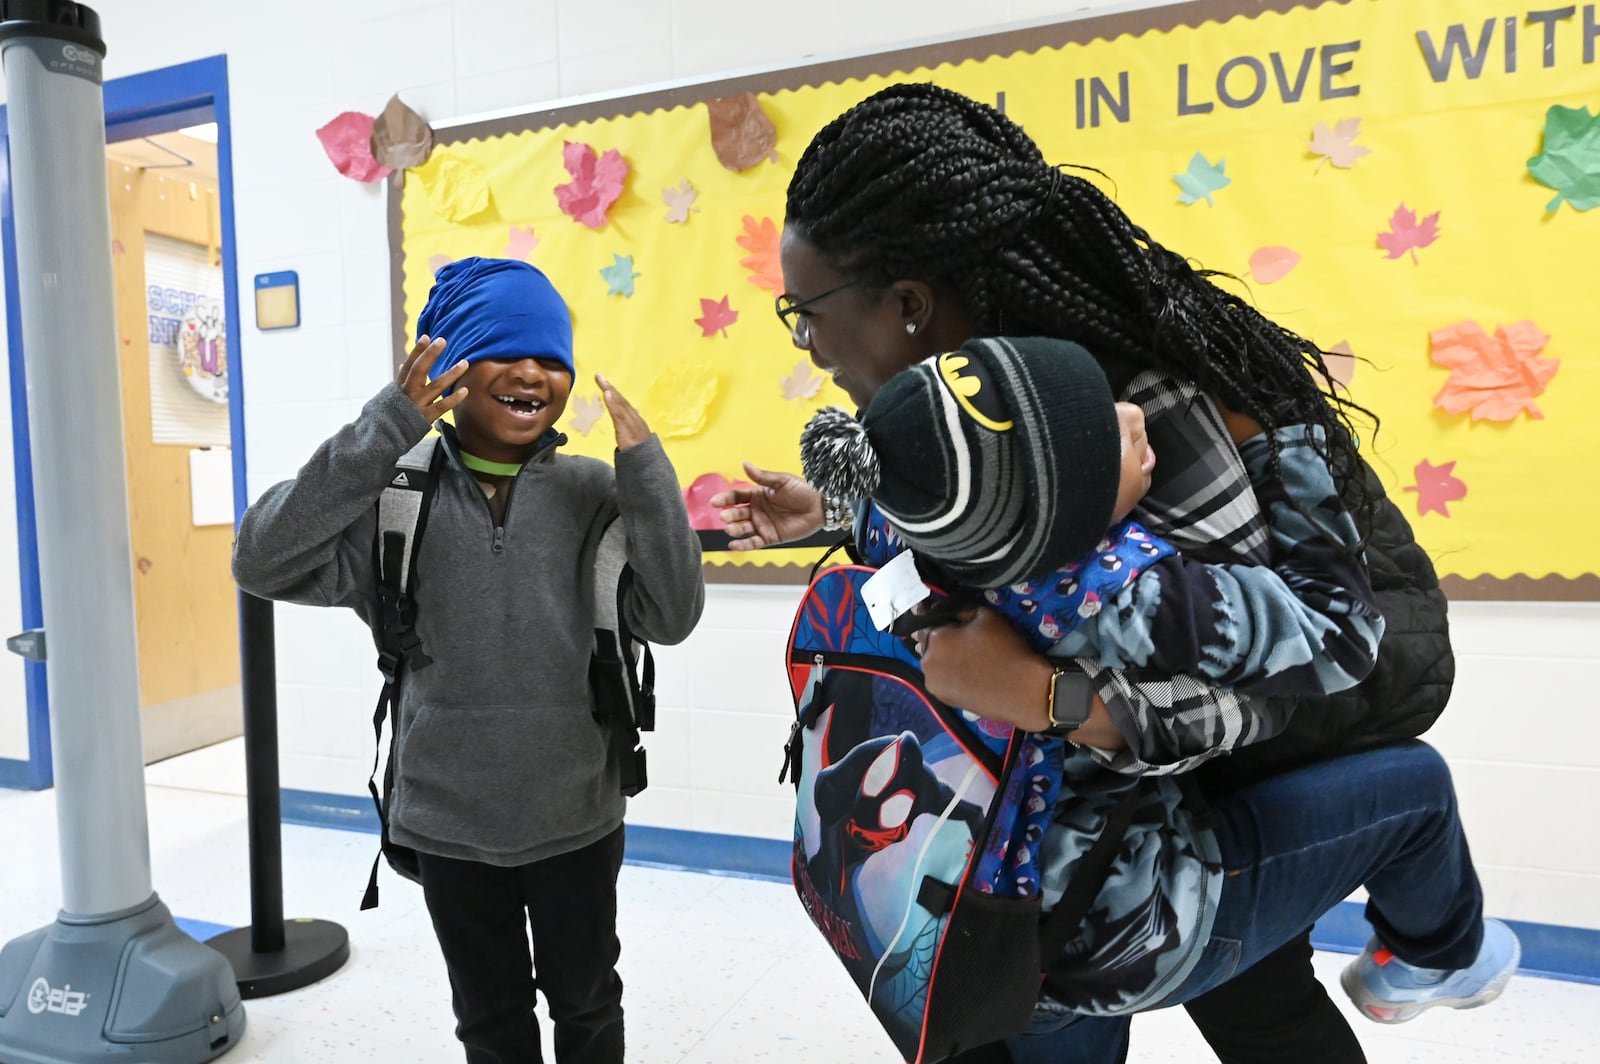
[773,280,868,347]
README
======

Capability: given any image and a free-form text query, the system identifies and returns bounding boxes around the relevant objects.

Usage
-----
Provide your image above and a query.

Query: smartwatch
[1040,665,1094,738]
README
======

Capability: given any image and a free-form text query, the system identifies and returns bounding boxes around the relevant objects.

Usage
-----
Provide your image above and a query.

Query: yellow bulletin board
[389,0,1600,596]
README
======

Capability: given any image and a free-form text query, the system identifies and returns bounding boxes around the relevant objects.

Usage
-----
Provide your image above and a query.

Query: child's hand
[398,335,470,422]
[596,373,650,451]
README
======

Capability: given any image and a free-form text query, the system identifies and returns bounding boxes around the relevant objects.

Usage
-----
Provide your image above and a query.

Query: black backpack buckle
[376,650,401,685]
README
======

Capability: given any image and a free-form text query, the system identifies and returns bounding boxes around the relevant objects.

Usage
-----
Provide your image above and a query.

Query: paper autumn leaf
[645,356,719,440]
[1377,204,1440,263]
[600,254,640,298]
[1249,246,1301,284]
[1315,340,1358,389]
[1526,104,1600,213]
[554,141,629,229]
[315,112,390,182]
[780,360,825,402]
[1309,118,1371,170]
[736,216,784,291]
[706,93,779,171]
[504,224,539,260]
[1403,459,1467,517]
[683,472,755,531]
[696,295,738,338]
[663,179,698,223]
[1429,320,1559,421]
[370,94,434,170]
[414,152,492,222]
[568,395,604,435]
[1174,152,1231,205]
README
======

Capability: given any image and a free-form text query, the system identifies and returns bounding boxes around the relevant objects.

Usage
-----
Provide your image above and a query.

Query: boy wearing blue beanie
[233,258,705,1064]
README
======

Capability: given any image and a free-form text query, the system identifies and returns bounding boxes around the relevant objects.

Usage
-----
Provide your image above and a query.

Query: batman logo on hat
[937,352,1013,433]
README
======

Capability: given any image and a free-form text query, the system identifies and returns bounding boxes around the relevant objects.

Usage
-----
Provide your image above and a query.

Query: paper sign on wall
[189,447,234,527]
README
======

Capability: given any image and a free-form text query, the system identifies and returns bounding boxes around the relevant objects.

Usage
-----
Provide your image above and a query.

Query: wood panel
[107,159,239,711]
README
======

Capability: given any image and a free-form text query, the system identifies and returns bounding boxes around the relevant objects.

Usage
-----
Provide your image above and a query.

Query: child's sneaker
[1340,919,1520,1024]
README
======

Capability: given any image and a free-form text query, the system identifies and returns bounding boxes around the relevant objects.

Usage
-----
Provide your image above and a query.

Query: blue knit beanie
[418,258,574,391]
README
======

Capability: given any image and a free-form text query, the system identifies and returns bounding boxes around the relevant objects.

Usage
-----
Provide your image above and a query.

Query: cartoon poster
[146,234,230,445]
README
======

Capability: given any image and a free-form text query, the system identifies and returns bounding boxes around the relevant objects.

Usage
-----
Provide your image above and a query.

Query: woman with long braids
[713,83,1512,1064]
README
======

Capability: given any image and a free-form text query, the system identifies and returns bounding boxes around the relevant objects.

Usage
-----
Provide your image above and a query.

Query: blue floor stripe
[625,826,791,883]
[176,916,234,942]
[278,787,1600,985]
[0,757,33,790]
[1313,903,1600,986]
[281,788,379,834]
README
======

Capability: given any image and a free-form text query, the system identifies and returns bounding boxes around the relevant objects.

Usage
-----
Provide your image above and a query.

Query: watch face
[1047,670,1092,733]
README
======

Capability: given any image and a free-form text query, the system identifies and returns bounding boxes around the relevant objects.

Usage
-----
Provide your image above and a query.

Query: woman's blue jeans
[1007,741,1484,1064]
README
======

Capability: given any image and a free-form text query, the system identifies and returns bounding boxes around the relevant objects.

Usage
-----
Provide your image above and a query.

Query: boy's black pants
[416,825,626,1064]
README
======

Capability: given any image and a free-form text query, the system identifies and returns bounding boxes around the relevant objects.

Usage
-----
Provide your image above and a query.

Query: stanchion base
[206,919,350,999]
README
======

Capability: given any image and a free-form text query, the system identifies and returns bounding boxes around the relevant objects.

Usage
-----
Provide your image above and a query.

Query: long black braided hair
[786,82,1381,544]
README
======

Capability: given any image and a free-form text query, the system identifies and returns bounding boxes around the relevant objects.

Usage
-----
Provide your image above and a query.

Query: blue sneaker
[1340,919,1520,1024]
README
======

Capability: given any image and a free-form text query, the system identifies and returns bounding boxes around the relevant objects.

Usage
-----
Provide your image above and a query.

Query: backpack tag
[860,548,931,631]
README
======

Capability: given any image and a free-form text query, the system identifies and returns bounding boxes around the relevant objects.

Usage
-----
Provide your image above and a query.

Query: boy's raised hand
[596,373,651,451]
[398,335,471,422]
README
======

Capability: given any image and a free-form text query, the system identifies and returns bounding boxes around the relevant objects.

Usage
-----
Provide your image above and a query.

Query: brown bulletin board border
[1440,573,1600,602]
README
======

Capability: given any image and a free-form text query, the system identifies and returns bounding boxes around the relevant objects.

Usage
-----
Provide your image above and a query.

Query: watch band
[1042,666,1094,737]
[820,494,855,532]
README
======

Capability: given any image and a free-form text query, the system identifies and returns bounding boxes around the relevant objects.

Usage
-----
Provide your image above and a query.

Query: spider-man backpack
[781,557,1137,1064]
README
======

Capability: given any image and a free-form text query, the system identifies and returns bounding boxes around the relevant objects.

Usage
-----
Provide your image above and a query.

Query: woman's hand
[916,607,1124,749]
[397,335,470,422]
[916,608,1053,728]
[596,373,650,451]
[709,462,825,550]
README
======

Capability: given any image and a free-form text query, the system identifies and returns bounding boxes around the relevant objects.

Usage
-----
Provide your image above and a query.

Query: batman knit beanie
[801,336,1121,588]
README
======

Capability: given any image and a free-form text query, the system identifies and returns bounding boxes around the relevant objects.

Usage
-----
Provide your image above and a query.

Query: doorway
[106,122,241,763]
[0,56,247,786]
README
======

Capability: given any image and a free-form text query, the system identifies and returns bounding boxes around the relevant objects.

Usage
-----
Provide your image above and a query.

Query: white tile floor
[4,738,1597,1064]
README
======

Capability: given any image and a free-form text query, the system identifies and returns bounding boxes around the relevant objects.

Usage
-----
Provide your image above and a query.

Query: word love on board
[1067,5,1600,128]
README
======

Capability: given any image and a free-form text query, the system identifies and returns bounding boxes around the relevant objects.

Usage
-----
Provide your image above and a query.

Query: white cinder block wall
[0,0,1594,934]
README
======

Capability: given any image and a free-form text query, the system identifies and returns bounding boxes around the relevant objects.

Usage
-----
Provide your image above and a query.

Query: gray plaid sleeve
[1080,372,1295,775]
[1074,659,1296,775]
[1122,371,1271,564]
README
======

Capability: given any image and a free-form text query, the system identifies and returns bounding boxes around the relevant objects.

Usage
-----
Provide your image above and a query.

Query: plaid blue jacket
[1036,373,1381,1014]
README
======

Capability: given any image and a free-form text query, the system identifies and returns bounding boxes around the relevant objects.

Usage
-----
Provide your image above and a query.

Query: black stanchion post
[240,591,284,953]
[207,591,351,997]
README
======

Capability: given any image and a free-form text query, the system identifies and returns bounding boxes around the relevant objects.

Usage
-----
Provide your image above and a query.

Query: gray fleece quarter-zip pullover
[232,383,705,866]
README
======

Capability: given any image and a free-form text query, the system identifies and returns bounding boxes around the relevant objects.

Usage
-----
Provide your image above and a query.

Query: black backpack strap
[807,532,858,584]
[1037,784,1142,966]
[362,435,443,910]
[361,681,398,911]
[615,569,655,733]
[888,589,985,639]
[589,515,652,797]
[375,437,444,674]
